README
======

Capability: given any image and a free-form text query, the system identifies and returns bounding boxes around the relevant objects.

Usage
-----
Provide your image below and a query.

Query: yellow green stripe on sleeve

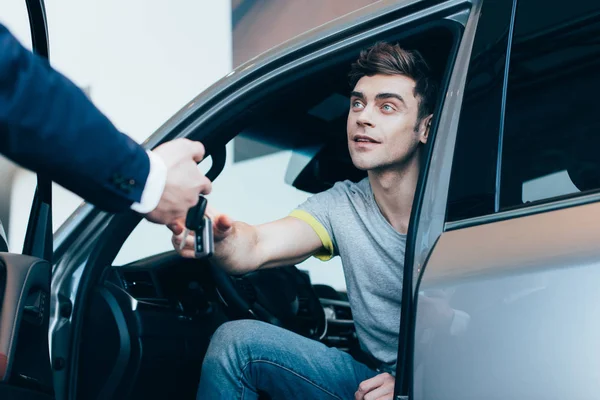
[289,209,334,261]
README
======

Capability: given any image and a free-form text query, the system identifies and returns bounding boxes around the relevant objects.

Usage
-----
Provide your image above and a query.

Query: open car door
[0,1,55,399]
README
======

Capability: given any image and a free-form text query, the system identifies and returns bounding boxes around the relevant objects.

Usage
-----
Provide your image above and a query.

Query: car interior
[69,21,460,400]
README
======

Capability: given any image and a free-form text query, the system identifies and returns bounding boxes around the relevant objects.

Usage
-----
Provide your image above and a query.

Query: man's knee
[204,320,272,364]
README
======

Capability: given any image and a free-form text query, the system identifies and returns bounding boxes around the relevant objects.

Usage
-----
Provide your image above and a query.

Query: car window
[232,0,379,163]
[446,0,600,222]
[445,0,516,222]
[499,0,600,210]
[115,139,348,292]
[116,18,460,294]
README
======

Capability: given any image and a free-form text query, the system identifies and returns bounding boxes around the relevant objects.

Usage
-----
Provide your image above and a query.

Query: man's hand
[170,204,234,258]
[355,373,395,400]
[145,139,212,225]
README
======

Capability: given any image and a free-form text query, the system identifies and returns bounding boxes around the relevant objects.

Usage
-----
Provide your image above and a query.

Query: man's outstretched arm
[172,208,326,274]
[0,23,210,224]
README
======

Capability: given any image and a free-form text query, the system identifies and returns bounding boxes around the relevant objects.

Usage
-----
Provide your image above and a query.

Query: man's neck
[367,154,420,234]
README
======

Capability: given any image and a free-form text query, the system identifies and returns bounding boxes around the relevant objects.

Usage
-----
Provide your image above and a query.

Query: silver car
[2,0,600,399]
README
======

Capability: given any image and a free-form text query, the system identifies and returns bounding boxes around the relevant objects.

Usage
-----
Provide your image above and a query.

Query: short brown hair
[349,42,438,125]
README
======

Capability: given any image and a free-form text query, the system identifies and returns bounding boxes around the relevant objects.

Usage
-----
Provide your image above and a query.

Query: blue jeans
[197,320,379,399]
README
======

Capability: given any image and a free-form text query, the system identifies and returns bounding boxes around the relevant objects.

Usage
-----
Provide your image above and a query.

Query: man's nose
[357,106,374,127]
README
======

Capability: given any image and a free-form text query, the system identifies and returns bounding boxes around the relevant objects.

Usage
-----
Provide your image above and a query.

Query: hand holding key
[170,202,234,259]
[145,139,212,225]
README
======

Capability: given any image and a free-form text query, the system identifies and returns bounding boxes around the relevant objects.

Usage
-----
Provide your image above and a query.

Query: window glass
[232,0,379,163]
[499,0,600,209]
[446,0,516,222]
[115,139,348,292]
[117,21,458,294]
[447,0,600,222]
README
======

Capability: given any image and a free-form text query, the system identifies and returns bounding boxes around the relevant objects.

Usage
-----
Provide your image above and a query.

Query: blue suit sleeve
[0,23,150,213]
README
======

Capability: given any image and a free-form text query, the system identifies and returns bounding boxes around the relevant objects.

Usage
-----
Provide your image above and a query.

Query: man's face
[347,74,429,171]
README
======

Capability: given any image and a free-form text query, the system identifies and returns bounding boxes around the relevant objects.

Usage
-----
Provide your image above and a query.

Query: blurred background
[1,0,378,290]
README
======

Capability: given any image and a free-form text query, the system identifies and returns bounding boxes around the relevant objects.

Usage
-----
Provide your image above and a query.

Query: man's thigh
[203,319,378,399]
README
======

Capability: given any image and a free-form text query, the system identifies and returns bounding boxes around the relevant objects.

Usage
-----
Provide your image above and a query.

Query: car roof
[142,0,437,147]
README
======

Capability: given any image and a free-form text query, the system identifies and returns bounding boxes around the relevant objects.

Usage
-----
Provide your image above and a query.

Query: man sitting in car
[172,41,461,400]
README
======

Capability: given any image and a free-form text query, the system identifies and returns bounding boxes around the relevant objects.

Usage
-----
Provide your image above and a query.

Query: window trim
[445,190,600,231]
[443,0,519,224]
[493,0,519,212]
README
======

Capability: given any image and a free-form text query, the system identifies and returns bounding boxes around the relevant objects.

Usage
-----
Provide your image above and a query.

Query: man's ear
[419,114,433,144]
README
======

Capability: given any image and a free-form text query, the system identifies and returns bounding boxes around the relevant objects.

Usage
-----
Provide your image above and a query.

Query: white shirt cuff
[130,150,167,214]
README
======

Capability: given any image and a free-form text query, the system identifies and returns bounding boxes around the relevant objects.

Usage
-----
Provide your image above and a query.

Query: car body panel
[416,201,600,399]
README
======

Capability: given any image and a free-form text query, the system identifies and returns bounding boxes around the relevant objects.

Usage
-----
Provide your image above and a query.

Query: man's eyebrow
[375,92,406,105]
[350,91,365,99]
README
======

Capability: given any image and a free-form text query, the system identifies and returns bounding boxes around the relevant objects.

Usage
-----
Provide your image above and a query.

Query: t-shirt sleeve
[289,183,345,261]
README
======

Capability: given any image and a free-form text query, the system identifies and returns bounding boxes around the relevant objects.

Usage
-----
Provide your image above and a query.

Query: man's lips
[353,134,380,143]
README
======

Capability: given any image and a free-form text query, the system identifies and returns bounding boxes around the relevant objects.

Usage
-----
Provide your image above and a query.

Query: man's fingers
[179,249,196,258]
[187,140,206,163]
[197,175,212,195]
[356,373,393,400]
[171,232,183,248]
[172,231,195,250]
[213,214,233,240]
[144,138,214,226]
[363,383,394,400]
[215,214,233,231]
[167,220,185,235]
[357,374,385,395]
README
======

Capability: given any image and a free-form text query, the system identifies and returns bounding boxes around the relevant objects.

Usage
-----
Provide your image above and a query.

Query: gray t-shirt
[290,177,406,367]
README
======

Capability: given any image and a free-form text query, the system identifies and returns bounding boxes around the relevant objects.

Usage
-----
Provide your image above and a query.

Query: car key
[179,195,214,258]
[179,196,205,250]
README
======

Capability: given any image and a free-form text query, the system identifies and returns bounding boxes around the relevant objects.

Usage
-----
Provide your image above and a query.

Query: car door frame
[0,0,55,397]
[23,0,54,264]
[391,0,490,398]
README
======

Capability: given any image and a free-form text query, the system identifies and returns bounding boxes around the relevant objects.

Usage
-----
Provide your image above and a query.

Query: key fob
[185,196,214,258]
[195,216,214,258]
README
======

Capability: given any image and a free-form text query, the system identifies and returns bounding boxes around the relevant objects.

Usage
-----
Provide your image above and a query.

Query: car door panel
[0,253,52,392]
[415,0,600,397]
[0,1,57,398]
[428,201,600,284]
[415,201,600,399]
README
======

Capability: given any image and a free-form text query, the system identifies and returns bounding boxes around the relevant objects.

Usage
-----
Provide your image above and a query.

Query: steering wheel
[209,261,327,340]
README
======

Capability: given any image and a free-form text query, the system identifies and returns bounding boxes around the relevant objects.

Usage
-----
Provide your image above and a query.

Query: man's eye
[352,101,364,108]
[382,104,394,112]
